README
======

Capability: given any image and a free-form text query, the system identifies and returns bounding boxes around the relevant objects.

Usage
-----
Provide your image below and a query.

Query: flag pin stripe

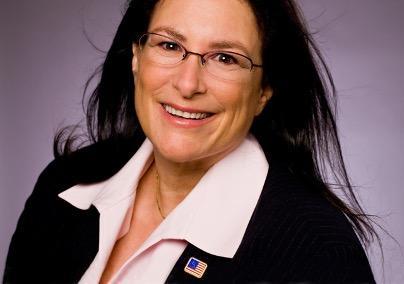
[184,257,208,278]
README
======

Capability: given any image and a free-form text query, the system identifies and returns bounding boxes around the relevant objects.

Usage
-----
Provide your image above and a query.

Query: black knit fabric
[4,138,375,283]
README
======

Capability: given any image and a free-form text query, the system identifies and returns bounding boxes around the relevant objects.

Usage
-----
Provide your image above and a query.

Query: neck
[152,151,213,215]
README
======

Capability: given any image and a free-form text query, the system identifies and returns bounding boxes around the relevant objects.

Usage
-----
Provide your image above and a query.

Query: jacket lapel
[42,136,145,282]
[48,198,100,283]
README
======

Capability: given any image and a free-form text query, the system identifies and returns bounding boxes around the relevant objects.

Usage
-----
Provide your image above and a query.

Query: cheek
[133,67,157,131]
[135,54,177,89]
[135,63,164,92]
[134,63,176,139]
[214,81,260,119]
[134,64,170,111]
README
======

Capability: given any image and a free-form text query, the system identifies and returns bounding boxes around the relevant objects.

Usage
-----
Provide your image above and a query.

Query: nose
[171,54,207,99]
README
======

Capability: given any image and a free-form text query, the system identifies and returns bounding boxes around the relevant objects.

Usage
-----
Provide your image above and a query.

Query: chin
[156,143,203,164]
[156,134,222,164]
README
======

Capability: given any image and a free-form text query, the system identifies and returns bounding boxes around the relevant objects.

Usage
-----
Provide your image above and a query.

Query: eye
[157,41,182,52]
[212,53,239,65]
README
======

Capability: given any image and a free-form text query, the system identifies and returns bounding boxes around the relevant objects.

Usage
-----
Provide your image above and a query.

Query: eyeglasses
[137,32,263,81]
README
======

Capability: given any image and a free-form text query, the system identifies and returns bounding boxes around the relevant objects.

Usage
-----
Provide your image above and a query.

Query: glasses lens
[204,52,252,80]
[140,33,184,66]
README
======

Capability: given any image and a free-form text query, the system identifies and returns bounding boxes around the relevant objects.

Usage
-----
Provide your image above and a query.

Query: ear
[255,86,273,116]
[132,43,140,73]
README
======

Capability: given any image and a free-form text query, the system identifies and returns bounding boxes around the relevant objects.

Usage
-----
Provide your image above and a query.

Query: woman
[4,0,377,283]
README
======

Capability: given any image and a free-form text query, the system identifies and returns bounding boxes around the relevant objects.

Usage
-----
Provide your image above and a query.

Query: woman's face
[133,0,271,166]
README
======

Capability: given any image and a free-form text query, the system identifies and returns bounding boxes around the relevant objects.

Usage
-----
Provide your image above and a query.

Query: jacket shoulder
[4,136,142,283]
[32,136,142,198]
[236,162,375,282]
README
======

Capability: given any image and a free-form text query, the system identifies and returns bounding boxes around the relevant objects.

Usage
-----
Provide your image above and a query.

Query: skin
[100,0,272,282]
[133,0,272,207]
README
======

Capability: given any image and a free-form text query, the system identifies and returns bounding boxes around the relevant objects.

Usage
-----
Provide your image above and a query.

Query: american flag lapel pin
[184,257,208,278]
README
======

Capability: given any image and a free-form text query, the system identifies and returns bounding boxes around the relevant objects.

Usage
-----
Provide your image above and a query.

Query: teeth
[163,104,209,120]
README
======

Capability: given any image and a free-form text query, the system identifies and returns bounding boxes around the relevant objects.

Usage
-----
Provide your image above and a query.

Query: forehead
[148,0,261,54]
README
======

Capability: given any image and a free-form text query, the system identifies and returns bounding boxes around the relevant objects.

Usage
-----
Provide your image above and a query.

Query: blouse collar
[58,135,268,258]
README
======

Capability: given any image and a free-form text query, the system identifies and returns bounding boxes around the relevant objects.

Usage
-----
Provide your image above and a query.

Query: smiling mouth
[162,104,213,120]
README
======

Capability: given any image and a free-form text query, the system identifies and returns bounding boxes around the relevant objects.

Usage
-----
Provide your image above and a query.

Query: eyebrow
[151,26,186,42]
[150,26,251,56]
[208,41,250,57]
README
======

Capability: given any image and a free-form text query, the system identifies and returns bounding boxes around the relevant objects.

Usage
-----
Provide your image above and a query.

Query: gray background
[1,0,403,282]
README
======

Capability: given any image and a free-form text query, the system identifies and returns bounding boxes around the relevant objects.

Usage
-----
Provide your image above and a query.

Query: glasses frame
[137,32,263,72]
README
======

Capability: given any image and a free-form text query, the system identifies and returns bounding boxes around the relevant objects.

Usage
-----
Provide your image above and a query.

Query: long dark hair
[54,0,379,247]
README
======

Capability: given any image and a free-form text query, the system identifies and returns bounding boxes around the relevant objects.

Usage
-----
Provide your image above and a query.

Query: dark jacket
[4,137,375,283]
